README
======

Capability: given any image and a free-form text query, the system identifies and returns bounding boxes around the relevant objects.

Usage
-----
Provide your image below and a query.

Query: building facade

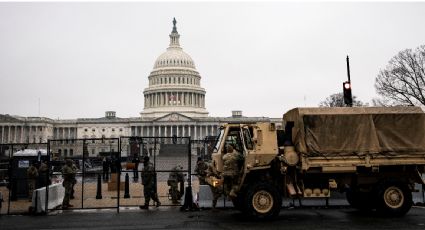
[0,19,280,158]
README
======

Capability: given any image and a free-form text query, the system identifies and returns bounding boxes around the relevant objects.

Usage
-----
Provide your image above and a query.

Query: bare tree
[319,92,365,107]
[375,45,425,106]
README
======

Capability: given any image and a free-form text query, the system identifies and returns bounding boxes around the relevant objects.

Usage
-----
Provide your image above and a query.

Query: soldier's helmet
[226,145,234,153]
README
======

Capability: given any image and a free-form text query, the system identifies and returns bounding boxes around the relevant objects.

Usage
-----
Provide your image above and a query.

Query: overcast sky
[1,1,425,119]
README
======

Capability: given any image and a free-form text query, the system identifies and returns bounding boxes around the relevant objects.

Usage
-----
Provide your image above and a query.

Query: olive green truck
[207,107,425,219]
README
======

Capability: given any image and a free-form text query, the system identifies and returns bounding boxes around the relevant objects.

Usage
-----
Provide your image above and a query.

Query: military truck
[207,107,425,219]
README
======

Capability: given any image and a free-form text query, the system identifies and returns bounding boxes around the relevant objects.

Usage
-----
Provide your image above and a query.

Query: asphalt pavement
[1,205,425,230]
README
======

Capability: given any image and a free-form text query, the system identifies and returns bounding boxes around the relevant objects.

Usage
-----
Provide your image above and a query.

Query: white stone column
[147,126,150,136]
[171,126,173,136]
[28,126,31,143]
[177,126,179,136]
[12,125,15,142]
[165,126,168,137]
[20,126,24,143]
[182,126,185,137]
[194,126,197,140]
[188,125,191,137]
[191,93,194,106]
[153,126,156,137]
[7,126,11,143]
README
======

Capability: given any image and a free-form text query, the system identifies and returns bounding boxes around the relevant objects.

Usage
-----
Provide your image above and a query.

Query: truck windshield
[213,128,225,153]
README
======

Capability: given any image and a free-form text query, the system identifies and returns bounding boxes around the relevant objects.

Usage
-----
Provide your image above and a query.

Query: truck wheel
[245,183,282,220]
[376,182,412,217]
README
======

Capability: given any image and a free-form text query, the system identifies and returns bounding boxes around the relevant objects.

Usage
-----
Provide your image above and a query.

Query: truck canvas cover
[283,107,425,157]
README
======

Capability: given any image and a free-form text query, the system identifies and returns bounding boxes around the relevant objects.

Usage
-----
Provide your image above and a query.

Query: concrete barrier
[197,185,232,208]
[31,183,65,213]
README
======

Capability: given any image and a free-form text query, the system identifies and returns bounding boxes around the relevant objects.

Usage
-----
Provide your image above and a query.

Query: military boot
[139,204,149,209]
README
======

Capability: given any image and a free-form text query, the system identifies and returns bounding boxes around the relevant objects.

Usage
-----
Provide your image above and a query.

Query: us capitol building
[0,19,280,158]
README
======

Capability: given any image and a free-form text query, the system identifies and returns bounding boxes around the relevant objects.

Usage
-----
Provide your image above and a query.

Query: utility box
[10,149,48,200]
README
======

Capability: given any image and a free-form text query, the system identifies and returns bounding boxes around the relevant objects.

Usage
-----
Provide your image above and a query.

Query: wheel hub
[252,190,273,214]
[383,186,404,209]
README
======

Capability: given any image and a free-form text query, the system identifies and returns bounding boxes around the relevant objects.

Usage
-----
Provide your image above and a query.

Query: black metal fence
[0,136,217,215]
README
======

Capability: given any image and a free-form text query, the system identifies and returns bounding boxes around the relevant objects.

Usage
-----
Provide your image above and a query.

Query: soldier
[70,161,78,199]
[140,156,161,209]
[102,157,109,181]
[132,156,140,181]
[167,164,184,204]
[62,159,76,209]
[37,161,49,188]
[194,157,208,185]
[206,162,222,210]
[27,163,39,201]
[222,145,243,198]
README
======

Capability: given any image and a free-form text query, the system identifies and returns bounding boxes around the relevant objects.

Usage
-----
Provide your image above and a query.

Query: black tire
[376,181,412,217]
[346,188,375,211]
[244,182,282,220]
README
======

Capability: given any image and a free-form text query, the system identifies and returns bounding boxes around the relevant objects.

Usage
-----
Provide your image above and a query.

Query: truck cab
[211,122,278,177]
[208,122,283,218]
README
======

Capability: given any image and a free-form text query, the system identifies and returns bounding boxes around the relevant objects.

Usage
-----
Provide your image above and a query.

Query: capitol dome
[141,18,208,118]
[153,48,196,70]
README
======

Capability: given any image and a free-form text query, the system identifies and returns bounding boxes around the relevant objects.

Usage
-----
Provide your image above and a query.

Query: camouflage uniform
[27,165,38,201]
[167,165,184,204]
[140,156,160,209]
[194,158,208,185]
[62,159,76,209]
[38,162,49,188]
[70,163,78,199]
[222,145,243,198]
[206,163,222,209]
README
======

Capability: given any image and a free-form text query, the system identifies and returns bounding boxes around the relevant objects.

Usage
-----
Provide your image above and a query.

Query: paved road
[1,206,425,230]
